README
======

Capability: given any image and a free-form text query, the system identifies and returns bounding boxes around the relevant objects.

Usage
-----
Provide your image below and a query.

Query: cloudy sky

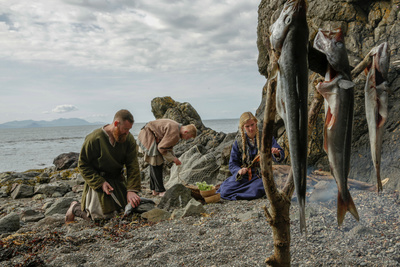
[0,0,266,124]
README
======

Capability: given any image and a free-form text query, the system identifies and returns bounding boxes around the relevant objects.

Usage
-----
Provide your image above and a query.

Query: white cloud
[52,105,79,113]
[0,0,266,124]
[0,0,260,72]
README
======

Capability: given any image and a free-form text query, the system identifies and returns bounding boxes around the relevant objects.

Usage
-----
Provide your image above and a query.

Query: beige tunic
[138,119,181,166]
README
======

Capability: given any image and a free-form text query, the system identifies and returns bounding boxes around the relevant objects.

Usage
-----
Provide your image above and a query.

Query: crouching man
[65,109,141,222]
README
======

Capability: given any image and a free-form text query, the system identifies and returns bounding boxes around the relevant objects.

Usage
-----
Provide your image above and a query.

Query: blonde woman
[217,112,284,200]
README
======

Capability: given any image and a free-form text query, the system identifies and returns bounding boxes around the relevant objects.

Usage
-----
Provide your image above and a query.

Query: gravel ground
[1,187,399,266]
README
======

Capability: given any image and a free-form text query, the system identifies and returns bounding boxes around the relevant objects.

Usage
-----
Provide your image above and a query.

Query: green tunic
[79,127,141,214]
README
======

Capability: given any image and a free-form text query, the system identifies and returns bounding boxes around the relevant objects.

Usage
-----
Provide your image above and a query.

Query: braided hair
[238,112,260,162]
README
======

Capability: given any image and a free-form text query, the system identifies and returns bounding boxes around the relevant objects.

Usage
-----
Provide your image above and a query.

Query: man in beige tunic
[138,119,197,196]
[65,109,141,222]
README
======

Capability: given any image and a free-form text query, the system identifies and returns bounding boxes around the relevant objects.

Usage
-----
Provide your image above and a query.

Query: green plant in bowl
[195,181,214,191]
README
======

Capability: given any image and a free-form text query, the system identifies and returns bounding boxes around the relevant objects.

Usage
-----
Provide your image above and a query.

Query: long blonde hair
[239,112,260,162]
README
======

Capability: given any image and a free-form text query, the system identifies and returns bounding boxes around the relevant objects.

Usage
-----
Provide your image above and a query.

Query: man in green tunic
[65,109,141,222]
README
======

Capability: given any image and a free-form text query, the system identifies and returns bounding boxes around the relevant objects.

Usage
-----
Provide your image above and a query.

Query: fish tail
[337,191,359,226]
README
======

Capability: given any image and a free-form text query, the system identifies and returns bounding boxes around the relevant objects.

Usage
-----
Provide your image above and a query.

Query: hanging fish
[364,42,390,193]
[314,28,359,225]
[270,0,309,233]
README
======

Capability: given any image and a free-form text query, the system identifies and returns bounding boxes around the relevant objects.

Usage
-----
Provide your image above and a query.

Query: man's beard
[113,126,128,143]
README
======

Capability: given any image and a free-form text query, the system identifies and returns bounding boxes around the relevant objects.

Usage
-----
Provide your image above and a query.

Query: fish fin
[327,114,336,130]
[377,113,386,128]
[338,79,355,89]
[337,191,359,226]
[325,106,335,132]
[323,113,329,152]
[347,194,359,222]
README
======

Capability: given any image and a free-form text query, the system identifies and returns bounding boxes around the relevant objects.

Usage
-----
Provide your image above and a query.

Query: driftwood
[260,47,292,266]
[310,170,377,191]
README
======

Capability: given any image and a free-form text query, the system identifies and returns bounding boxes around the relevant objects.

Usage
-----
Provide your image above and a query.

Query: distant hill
[0,118,105,129]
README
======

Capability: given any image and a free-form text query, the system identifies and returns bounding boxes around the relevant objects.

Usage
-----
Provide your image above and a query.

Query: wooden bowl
[200,188,216,198]
[204,193,221,204]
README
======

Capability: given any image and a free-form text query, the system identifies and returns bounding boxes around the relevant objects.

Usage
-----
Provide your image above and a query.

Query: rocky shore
[1,94,400,266]
[1,163,399,266]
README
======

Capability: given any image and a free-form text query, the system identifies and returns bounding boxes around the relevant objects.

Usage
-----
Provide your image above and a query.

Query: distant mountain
[0,118,105,129]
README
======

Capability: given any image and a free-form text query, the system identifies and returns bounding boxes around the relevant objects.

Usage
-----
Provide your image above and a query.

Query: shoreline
[0,165,399,266]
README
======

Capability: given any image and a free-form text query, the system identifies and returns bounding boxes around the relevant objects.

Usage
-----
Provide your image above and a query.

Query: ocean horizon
[0,118,239,173]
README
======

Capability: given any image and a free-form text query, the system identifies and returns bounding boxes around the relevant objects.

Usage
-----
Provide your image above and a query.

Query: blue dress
[217,135,284,200]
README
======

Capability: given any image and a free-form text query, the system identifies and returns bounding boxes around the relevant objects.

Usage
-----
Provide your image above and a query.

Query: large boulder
[151,96,206,130]
[53,152,79,170]
[257,0,400,190]
[166,145,220,189]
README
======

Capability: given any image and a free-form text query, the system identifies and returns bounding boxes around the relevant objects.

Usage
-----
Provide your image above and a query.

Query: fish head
[313,28,350,78]
[371,42,390,82]
[270,0,307,52]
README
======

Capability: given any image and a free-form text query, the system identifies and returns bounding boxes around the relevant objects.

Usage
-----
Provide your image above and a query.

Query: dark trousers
[150,164,165,192]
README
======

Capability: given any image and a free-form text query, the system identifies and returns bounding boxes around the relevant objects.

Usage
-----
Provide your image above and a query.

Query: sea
[0,119,239,173]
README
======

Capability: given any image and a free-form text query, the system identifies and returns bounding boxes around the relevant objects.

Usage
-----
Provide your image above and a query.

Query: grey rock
[21,209,45,223]
[141,208,171,223]
[35,214,65,228]
[53,152,79,170]
[179,198,206,218]
[167,145,220,188]
[0,186,9,198]
[10,183,35,199]
[171,198,206,219]
[157,184,192,211]
[151,96,206,130]
[44,197,75,216]
[0,212,20,233]
[34,181,71,197]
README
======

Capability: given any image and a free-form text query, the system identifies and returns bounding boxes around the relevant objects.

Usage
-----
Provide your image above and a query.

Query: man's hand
[127,191,141,208]
[102,181,114,195]
[173,157,182,165]
[238,167,248,176]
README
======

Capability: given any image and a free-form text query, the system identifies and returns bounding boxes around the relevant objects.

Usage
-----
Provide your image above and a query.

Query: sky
[0,0,266,124]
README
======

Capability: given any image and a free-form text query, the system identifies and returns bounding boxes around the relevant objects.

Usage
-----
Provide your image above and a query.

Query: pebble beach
[1,174,399,266]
